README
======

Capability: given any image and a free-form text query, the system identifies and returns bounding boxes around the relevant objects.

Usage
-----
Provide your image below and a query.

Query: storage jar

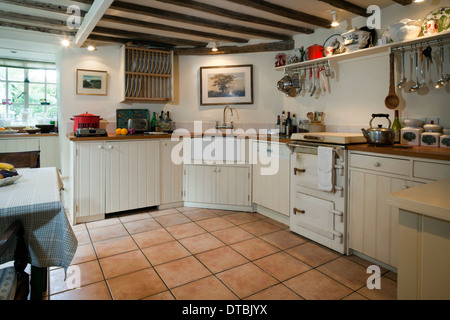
[401,127,423,146]
[420,132,441,147]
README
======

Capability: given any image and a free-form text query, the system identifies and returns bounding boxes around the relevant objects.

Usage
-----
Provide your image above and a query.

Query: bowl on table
[24,128,41,134]
[35,124,55,133]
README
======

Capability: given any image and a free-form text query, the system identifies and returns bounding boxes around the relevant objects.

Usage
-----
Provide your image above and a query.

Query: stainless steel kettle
[361,114,395,145]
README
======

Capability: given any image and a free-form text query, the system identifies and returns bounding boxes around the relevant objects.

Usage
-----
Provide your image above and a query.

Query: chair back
[0,151,40,168]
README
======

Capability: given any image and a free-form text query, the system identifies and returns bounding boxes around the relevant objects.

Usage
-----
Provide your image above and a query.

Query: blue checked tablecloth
[0,168,78,271]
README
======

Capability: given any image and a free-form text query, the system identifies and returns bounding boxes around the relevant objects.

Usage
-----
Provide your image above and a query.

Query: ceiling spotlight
[330,10,339,27]
[414,0,425,2]
[61,39,71,47]
[212,41,219,52]
[87,44,97,52]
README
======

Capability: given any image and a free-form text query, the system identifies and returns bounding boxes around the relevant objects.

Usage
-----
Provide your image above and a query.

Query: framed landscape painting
[200,65,253,105]
[76,69,108,95]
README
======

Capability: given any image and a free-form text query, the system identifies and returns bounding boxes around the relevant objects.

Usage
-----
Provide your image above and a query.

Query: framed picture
[200,64,253,105]
[76,69,108,95]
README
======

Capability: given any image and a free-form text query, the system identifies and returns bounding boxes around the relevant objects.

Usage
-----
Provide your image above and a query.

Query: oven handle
[288,143,344,162]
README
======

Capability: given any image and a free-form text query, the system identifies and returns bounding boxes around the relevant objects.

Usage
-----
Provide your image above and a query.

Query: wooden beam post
[73,0,114,48]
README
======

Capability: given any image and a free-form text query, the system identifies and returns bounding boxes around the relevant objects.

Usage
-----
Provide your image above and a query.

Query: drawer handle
[373,162,381,167]
[294,168,306,175]
[293,208,305,215]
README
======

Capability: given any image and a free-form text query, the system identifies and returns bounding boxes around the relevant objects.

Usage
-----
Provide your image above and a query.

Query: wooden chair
[0,221,30,300]
[0,151,40,168]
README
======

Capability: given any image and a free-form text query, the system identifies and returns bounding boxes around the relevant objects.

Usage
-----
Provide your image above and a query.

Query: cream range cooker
[288,133,366,254]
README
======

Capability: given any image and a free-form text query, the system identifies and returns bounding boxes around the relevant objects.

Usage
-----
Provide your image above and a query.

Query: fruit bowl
[0,174,22,187]
[25,128,41,134]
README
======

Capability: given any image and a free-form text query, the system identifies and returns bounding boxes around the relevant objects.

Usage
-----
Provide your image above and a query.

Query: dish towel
[317,146,335,192]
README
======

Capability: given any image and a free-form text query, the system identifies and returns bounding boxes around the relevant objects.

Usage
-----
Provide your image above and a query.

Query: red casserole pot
[307,44,324,60]
[71,112,102,132]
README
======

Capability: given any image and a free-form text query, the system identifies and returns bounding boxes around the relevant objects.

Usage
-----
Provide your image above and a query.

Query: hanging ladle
[409,49,420,92]
[385,52,400,109]
[397,49,406,89]
[436,45,446,89]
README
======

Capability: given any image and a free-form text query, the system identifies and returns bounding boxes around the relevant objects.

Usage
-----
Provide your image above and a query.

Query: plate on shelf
[0,130,19,134]
[0,174,22,187]
[323,34,345,55]
[422,7,450,36]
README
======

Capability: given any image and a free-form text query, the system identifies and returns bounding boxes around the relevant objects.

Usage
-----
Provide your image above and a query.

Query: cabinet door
[184,165,216,204]
[105,140,160,213]
[75,142,105,220]
[349,170,422,267]
[252,141,290,216]
[216,166,250,206]
[160,139,183,205]
[39,136,60,169]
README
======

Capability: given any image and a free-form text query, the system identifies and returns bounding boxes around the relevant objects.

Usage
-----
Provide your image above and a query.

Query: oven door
[290,192,344,253]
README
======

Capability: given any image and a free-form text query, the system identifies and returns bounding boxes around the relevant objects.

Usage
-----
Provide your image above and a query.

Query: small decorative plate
[422,7,450,36]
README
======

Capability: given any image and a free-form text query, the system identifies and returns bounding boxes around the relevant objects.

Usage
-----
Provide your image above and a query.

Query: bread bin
[127,118,148,133]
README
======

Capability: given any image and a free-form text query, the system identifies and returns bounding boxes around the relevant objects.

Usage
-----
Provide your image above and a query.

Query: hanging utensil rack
[124,46,173,102]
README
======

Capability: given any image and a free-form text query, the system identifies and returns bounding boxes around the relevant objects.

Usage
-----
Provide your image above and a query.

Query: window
[0,66,57,127]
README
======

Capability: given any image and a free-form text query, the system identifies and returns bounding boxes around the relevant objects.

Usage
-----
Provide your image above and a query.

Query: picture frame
[200,64,253,105]
[76,69,108,96]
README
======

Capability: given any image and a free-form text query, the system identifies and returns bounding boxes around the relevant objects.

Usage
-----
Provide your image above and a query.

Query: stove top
[290,132,366,145]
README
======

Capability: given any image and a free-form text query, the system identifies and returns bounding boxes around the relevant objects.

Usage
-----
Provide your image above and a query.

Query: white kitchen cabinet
[160,139,183,207]
[0,136,60,169]
[71,140,160,223]
[183,164,251,210]
[73,141,106,223]
[348,151,449,268]
[105,140,160,214]
[252,140,290,217]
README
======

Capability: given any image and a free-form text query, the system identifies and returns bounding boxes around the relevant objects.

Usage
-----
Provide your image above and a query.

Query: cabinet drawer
[350,153,410,176]
[413,161,450,181]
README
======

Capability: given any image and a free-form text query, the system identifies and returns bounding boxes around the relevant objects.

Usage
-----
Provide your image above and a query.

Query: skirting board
[184,202,253,212]
[254,204,289,226]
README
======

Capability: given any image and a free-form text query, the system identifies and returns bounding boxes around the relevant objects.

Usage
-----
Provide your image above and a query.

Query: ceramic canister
[401,127,423,146]
[420,132,441,147]
[440,129,450,148]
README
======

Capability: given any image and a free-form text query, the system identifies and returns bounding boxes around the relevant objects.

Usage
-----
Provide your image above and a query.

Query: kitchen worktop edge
[347,144,450,161]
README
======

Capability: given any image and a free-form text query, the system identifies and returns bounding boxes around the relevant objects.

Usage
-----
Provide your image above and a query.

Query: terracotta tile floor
[47,207,397,300]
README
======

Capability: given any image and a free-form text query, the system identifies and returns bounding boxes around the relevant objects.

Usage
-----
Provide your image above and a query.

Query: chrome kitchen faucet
[215,105,235,130]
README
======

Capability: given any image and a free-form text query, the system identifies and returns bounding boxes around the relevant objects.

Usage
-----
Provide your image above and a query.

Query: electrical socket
[426,117,440,124]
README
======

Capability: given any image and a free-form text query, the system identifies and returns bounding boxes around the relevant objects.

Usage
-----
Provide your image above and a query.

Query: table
[387,178,450,300]
[0,167,78,299]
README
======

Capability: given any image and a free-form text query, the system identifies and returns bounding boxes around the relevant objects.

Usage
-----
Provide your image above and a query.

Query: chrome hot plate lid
[290,132,366,145]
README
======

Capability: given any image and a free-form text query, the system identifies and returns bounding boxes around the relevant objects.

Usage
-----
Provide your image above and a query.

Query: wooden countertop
[347,144,450,161]
[67,132,292,143]
[0,133,58,138]
[387,177,450,222]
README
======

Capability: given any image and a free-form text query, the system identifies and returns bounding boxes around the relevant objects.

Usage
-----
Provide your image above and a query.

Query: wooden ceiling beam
[317,0,370,17]
[92,26,208,47]
[156,0,313,34]
[87,34,173,49]
[101,15,249,43]
[391,0,413,5]
[225,0,331,28]
[0,20,76,36]
[110,1,292,40]
[0,10,72,29]
[0,0,87,17]
[173,39,294,55]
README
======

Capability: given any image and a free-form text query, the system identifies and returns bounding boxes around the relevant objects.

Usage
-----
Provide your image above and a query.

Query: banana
[0,162,14,170]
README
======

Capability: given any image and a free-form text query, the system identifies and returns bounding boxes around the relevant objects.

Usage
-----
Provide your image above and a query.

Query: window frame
[0,66,57,126]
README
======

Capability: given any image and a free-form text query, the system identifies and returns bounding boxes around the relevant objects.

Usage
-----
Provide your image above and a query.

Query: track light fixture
[330,10,339,27]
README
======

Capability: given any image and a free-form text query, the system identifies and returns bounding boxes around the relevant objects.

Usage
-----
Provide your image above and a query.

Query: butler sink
[191,137,241,162]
